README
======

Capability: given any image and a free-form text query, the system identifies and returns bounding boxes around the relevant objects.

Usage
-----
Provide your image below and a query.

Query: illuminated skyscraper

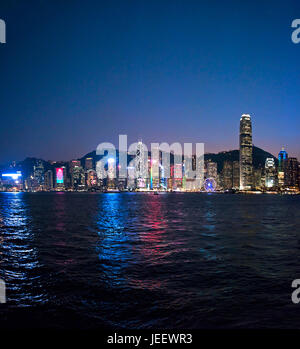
[286,157,298,188]
[173,163,183,190]
[71,166,85,190]
[136,141,148,189]
[167,165,174,190]
[253,168,263,190]
[220,160,239,190]
[232,161,240,189]
[278,147,288,188]
[69,160,81,170]
[278,148,288,170]
[55,167,66,190]
[239,114,253,190]
[107,157,116,189]
[265,158,277,189]
[44,170,54,190]
[68,160,84,189]
[206,161,217,181]
[86,169,97,188]
[33,160,45,189]
[85,157,93,171]
[222,161,233,190]
[1,171,23,191]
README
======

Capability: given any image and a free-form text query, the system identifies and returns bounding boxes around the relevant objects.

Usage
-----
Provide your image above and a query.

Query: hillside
[81,146,278,173]
[205,146,278,172]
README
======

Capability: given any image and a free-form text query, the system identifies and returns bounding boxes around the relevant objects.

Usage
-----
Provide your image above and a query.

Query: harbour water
[0,192,300,329]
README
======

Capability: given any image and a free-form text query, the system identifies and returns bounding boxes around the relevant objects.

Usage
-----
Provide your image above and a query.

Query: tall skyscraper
[278,147,288,170]
[253,168,263,190]
[71,165,85,190]
[33,160,45,188]
[265,158,277,189]
[173,163,183,190]
[232,161,240,189]
[107,157,116,189]
[85,157,93,171]
[222,161,233,190]
[278,147,288,188]
[136,141,148,189]
[86,169,97,188]
[55,167,66,190]
[239,114,253,190]
[44,170,54,190]
[286,157,298,188]
[206,161,217,180]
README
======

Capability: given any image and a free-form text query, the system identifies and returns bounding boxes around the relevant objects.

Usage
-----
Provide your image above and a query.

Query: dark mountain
[0,146,278,177]
[80,146,278,173]
[205,146,278,172]
[19,158,51,178]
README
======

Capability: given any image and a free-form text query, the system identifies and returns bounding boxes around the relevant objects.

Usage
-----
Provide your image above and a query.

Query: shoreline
[0,190,299,195]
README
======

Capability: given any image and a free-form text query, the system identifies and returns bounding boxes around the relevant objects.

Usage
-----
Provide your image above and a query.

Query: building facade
[265,158,277,189]
[286,157,299,189]
[278,147,288,188]
[239,114,253,190]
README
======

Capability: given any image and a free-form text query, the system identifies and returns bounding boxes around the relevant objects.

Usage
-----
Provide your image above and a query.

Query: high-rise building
[183,156,200,191]
[253,168,263,190]
[265,158,277,189]
[167,165,174,190]
[173,163,183,190]
[127,169,136,190]
[278,147,288,188]
[232,161,240,189]
[220,160,240,190]
[55,167,66,190]
[69,160,84,190]
[136,141,148,189]
[44,170,54,190]
[206,161,218,181]
[286,158,298,188]
[71,165,85,190]
[107,157,116,189]
[222,161,233,190]
[278,147,288,171]
[69,160,81,170]
[1,171,23,191]
[86,169,97,188]
[33,160,45,189]
[85,157,93,171]
[239,114,253,190]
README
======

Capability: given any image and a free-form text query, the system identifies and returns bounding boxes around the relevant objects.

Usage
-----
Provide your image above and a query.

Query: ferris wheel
[204,178,217,192]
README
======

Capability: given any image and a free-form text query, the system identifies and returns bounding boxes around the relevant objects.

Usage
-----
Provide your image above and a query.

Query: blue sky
[0,0,299,162]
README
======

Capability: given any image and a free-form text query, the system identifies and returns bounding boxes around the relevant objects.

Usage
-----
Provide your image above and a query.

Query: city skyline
[0,1,300,163]
[0,136,293,165]
[0,110,295,166]
[1,112,299,193]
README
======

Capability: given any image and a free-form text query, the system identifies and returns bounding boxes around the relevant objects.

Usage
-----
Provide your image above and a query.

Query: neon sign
[56,168,64,184]
[2,173,22,180]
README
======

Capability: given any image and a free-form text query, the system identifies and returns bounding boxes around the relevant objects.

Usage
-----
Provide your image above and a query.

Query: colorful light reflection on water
[0,192,300,329]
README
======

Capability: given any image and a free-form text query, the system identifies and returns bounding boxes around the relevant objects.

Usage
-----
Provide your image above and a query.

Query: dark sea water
[0,192,300,329]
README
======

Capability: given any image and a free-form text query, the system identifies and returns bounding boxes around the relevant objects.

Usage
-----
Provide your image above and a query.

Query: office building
[239,114,253,190]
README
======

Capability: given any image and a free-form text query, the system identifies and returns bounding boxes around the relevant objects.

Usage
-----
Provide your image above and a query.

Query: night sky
[0,0,299,163]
